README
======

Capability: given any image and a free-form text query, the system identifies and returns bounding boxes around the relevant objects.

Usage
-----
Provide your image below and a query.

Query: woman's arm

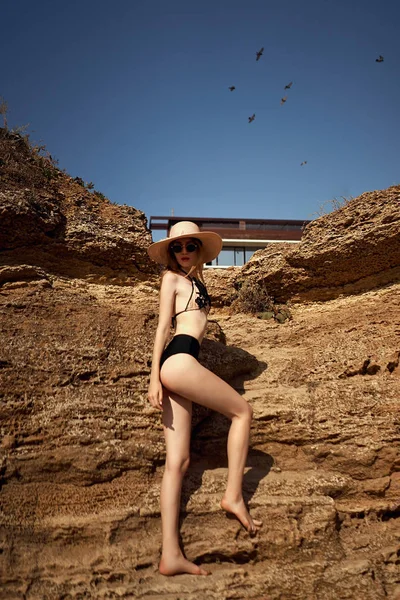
[147,271,176,409]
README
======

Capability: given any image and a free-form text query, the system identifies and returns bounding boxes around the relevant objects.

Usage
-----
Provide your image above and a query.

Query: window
[207,246,266,267]
[235,248,245,266]
[218,248,235,266]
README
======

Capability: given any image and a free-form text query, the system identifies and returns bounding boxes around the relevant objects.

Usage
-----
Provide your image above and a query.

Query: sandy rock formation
[0,128,156,283]
[0,130,399,599]
[1,275,399,600]
[238,186,400,303]
[203,267,239,307]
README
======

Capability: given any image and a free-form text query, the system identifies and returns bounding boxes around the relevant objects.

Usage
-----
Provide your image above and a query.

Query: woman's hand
[148,379,164,410]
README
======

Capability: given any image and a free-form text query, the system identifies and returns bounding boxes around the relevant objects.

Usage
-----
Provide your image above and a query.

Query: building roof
[149,215,311,242]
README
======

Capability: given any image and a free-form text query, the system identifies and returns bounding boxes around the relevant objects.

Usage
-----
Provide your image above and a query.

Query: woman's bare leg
[159,389,209,576]
[161,356,262,534]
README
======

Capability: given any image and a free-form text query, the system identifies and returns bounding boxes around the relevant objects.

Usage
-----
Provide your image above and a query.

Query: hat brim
[147,231,223,265]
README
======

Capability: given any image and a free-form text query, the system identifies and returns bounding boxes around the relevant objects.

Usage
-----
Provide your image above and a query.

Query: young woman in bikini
[147,221,261,577]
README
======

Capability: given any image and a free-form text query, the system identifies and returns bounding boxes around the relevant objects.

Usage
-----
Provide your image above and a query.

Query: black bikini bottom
[160,334,200,368]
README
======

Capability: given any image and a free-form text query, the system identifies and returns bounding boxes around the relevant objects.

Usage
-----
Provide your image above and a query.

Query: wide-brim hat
[147,221,223,266]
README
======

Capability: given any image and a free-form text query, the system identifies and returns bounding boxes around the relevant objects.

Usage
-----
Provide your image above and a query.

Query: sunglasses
[170,241,199,254]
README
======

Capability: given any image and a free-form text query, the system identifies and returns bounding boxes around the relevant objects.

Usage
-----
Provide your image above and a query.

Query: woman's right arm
[147,271,176,409]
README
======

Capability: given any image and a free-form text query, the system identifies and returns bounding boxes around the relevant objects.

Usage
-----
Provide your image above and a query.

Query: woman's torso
[172,272,210,342]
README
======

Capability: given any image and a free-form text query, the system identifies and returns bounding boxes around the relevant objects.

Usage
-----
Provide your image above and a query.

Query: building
[149,216,310,267]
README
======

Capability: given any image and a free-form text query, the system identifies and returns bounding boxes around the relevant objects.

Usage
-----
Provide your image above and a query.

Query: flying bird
[248,114,256,123]
[280,96,288,105]
[284,81,293,90]
[375,55,384,63]
[256,47,264,61]
[228,86,236,91]
[300,161,307,166]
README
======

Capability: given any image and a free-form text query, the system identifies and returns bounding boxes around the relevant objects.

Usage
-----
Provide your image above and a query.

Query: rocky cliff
[0,130,399,599]
[237,185,400,303]
[0,128,156,284]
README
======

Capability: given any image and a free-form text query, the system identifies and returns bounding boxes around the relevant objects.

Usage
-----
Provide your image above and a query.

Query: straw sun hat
[147,221,223,266]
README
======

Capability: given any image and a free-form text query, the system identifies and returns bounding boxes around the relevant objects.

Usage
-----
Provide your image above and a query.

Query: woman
[147,221,261,577]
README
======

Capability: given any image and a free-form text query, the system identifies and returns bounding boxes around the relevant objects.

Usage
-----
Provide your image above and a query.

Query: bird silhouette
[280,96,288,105]
[248,114,256,123]
[375,55,384,63]
[300,161,307,166]
[256,47,264,61]
[228,86,236,91]
[284,82,293,89]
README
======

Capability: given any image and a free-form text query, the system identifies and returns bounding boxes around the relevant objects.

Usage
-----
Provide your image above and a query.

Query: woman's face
[169,237,200,270]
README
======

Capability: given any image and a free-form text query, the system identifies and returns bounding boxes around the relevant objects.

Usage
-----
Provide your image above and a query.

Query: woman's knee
[235,400,253,422]
[165,454,190,475]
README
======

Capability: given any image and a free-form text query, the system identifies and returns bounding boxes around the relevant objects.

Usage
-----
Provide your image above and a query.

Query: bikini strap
[192,277,211,309]
[171,269,211,327]
[186,276,195,309]
[171,275,195,326]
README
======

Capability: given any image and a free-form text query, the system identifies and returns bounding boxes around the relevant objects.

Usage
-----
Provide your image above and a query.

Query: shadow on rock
[199,338,268,389]
[180,444,274,521]
[242,448,274,505]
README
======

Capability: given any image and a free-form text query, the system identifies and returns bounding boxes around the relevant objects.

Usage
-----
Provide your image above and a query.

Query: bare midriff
[174,310,208,343]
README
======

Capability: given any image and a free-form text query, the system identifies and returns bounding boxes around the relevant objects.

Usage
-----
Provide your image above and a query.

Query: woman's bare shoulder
[161,269,178,280]
[161,269,179,287]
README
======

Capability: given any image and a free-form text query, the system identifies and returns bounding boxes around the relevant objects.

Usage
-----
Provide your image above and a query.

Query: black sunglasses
[170,241,199,254]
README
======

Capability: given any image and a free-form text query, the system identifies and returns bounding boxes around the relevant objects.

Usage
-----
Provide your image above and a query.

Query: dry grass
[313,195,355,218]
[0,127,61,191]
[0,125,109,202]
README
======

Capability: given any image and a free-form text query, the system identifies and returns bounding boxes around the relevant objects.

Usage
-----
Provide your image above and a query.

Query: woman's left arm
[147,272,176,409]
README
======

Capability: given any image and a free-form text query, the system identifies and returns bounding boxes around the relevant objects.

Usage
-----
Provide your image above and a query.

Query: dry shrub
[232,279,275,314]
[0,97,8,129]
[232,278,292,323]
[313,195,355,217]
[0,128,61,191]
[0,126,104,197]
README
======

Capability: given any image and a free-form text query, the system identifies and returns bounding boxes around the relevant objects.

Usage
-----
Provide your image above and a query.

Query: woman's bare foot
[220,496,262,534]
[159,553,210,576]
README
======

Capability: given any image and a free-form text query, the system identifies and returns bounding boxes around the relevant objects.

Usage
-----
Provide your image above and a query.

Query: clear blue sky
[1,0,399,239]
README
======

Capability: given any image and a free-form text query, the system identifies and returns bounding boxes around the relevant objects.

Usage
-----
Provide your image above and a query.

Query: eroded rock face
[237,185,400,303]
[0,273,399,600]
[203,267,239,308]
[1,130,399,598]
[0,128,156,283]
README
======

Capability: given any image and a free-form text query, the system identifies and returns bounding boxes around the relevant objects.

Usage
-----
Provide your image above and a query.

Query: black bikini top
[171,272,211,328]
